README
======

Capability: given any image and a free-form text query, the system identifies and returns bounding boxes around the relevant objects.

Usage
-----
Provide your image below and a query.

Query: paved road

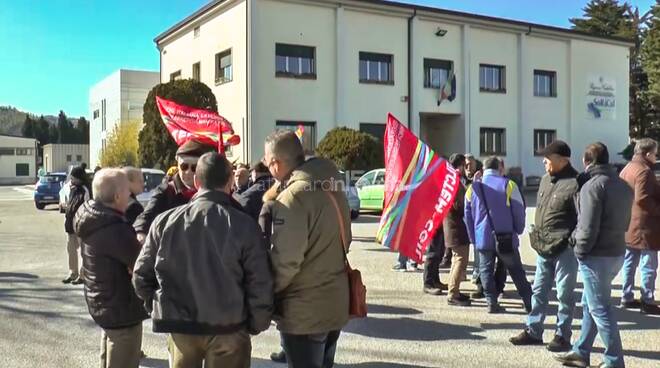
[0,186,658,368]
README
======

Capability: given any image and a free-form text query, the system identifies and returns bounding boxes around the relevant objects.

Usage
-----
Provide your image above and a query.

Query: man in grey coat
[555,142,633,368]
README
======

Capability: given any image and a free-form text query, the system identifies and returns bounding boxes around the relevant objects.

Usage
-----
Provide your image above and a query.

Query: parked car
[34,173,66,210]
[356,168,385,211]
[339,171,361,220]
[58,169,94,213]
[654,161,660,181]
[136,168,166,207]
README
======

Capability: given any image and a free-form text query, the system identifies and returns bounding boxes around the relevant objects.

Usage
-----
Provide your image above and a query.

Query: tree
[138,79,218,169]
[35,116,51,145]
[100,120,140,167]
[77,117,90,144]
[643,1,660,107]
[315,127,383,171]
[570,0,634,38]
[22,116,35,138]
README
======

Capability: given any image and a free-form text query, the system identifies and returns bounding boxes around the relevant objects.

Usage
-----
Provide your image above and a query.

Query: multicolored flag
[295,124,305,143]
[156,96,240,153]
[376,114,461,263]
[437,68,456,106]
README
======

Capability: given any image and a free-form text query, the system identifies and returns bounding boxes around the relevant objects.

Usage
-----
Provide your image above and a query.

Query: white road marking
[13,187,34,195]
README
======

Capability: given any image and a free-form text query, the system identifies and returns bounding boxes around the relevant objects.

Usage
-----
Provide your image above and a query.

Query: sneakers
[61,275,77,284]
[391,263,407,272]
[546,335,572,352]
[438,259,452,269]
[553,351,588,368]
[509,330,543,346]
[71,277,84,285]
[620,299,641,309]
[423,285,443,295]
[640,301,660,315]
[270,350,287,363]
[488,304,506,314]
[448,293,472,306]
[406,262,419,272]
[434,281,448,291]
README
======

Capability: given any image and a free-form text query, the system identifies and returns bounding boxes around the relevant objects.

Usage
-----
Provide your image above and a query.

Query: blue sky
[0,0,655,118]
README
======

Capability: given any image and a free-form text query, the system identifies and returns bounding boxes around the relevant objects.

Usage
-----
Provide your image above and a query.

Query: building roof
[0,133,37,141]
[154,0,634,46]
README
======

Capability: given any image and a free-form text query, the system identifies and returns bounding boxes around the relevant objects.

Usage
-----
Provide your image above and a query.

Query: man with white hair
[74,169,148,368]
[134,139,215,243]
[122,167,145,225]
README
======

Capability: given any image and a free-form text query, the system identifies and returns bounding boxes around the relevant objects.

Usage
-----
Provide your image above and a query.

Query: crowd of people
[58,132,660,368]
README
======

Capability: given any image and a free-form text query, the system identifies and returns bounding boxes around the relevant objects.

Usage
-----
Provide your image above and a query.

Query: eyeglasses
[180,163,197,172]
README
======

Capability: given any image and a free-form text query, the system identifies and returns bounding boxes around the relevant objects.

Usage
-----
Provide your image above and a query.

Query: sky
[0,0,656,118]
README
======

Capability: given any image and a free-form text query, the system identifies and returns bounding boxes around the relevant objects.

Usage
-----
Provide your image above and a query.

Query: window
[534,129,557,156]
[359,52,393,84]
[170,70,182,82]
[360,123,386,164]
[276,121,316,153]
[480,128,506,156]
[356,171,376,188]
[15,163,29,177]
[193,62,201,82]
[479,64,506,92]
[66,155,72,162]
[93,109,99,119]
[374,171,385,185]
[76,155,83,162]
[276,43,316,78]
[0,148,15,155]
[534,70,557,97]
[16,148,31,156]
[101,99,106,131]
[215,49,232,84]
[424,59,452,88]
[193,26,200,38]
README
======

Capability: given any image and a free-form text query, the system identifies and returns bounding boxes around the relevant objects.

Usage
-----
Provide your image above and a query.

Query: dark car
[34,173,67,210]
[654,161,660,182]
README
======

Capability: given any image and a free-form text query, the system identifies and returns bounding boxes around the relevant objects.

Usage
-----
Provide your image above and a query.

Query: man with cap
[62,166,91,284]
[134,139,215,243]
[510,140,579,352]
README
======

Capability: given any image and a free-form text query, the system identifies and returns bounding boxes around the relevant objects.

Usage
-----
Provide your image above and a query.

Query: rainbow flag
[377,114,460,262]
[156,96,240,154]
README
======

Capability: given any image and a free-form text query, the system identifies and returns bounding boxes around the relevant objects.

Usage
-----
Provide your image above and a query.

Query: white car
[136,168,166,207]
[58,169,94,213]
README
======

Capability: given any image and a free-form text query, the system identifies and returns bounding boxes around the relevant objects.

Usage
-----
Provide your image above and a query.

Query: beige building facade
[0,134,37,185]
[42,144,90,173]
[156,0,632,179]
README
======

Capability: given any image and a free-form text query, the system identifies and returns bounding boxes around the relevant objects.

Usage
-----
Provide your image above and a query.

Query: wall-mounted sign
[587,76,616,120]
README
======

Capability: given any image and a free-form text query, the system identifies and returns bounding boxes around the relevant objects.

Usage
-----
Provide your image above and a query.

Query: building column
[462,24,471,154]
[517,33,528,169]
[409,15,421,135]
[334,5,348,127]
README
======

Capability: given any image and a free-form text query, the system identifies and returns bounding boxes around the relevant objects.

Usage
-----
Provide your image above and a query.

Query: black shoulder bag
[476,181,515,254]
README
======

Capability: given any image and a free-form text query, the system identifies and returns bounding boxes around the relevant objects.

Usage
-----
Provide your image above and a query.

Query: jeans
[573,256,625,367]
[424,230,444,286]
[281,330,341,368]
[472,245,480,281]
[621,248,658,303]
[526,246,578,339]
[479,249,532,308]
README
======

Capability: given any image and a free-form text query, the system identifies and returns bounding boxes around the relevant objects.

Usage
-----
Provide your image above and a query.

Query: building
[42,144,90,173]
[0,134,38,185]
[155,0,632,179]
[88,69,160,167]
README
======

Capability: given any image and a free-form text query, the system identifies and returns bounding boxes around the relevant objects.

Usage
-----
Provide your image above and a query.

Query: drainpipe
[407,9,416,129]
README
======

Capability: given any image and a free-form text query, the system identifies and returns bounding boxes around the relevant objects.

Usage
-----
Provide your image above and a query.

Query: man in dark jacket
[236,161,275,220]
[444,153,472,306]
[619,138,660,315]
[555,142,633,368]
[74,169,148,368]
[133,140,215,243]
[122,167,145,225]
[62,167,90,285]
[133,152,273,368]
[510,141,579,352]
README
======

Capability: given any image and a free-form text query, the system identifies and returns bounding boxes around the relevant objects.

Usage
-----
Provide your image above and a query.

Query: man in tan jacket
[619,138,660,315]
[264,130,350,368]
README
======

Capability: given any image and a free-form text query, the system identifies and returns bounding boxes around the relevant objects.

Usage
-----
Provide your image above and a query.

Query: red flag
[376,114,460,263]
[156,96,240,153]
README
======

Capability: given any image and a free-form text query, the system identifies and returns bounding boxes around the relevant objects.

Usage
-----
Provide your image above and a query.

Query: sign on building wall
[586,76,616,120]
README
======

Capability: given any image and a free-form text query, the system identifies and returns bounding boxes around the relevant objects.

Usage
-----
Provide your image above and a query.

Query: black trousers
[281,330,341,368]
[424,229,445,286]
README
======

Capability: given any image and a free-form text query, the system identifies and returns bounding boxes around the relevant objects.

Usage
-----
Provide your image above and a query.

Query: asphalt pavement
[0,185,658,368]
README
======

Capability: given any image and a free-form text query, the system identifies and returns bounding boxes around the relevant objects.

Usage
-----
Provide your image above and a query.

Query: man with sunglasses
[134,139,215,244]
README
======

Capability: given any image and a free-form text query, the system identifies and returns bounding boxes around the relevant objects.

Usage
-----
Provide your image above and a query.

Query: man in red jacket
[619,138,660,315]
